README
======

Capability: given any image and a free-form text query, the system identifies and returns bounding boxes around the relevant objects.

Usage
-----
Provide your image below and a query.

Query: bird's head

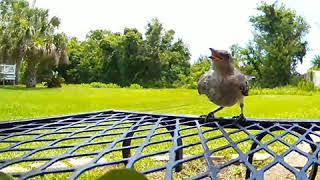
[209,48,232,63]
[209,48,234,74]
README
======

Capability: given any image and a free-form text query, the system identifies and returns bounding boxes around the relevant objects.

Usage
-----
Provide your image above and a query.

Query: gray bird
[198,48,253,121]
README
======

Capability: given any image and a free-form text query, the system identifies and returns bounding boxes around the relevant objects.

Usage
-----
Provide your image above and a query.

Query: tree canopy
[232,2,309,88]
[312,55,320,70]
[0,0,68,87]
[59,18,191,87]
[0,0,313,89]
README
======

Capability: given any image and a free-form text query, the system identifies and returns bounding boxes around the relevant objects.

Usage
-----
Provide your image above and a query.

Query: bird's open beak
[209,48,223,61]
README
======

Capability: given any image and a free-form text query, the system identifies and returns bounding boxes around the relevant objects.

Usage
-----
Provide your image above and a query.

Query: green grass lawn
[1,85,320,121]
[0,85,319,179]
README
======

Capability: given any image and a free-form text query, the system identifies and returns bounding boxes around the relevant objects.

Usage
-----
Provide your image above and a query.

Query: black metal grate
[0,110,320,179]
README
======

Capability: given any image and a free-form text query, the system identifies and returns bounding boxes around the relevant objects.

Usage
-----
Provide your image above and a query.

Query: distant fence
[0,64,16,85]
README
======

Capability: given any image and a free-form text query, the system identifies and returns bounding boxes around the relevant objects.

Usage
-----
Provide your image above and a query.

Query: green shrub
[79,83,90,88]
[289,75,304,86]
[89,82,108,88]
[297,80,316,91]
[105,83,121,88]
[73,82,121,88]
[128,83,143,89]
[43,71,65,88]
[249,86,314,96]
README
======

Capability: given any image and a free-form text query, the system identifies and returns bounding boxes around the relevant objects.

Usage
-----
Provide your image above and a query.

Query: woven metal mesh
[0,110,319,179]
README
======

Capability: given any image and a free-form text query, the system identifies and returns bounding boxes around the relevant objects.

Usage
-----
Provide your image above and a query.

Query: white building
[305,70,320,87]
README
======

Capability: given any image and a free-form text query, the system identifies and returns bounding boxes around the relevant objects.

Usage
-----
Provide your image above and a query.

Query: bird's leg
[208,106,224,118]
[200,106,224,122]
[233,102,246,122]
[239,102,245,120]
[232,96,246,122]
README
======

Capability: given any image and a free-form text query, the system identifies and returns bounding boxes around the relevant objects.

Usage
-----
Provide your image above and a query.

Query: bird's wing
[198,70,220,95]
[245,75,255,81]
[198,73,209,95]
[239,74,254,96]
[240,81,249,96]
[198,70,217,95]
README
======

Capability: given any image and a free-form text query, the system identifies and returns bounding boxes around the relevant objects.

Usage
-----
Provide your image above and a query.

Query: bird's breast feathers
[198,71,248,107]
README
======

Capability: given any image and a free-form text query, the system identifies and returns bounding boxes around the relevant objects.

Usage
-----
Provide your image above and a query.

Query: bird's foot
[200,113,215,122]
[199,115,208,118]
[232,114,246,122]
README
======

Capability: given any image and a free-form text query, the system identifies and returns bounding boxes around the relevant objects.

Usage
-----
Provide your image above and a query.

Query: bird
[198,48,253,122]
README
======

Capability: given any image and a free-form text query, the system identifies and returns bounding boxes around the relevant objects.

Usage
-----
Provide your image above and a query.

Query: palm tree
[0,0,30,82]
[0,0,68,88]
[0,0,68,87]
[312,55,320,70]
[23,8,68,87]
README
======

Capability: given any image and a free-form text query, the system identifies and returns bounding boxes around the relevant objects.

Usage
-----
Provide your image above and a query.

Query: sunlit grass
[0,85,319,179]
[0,85,320,121]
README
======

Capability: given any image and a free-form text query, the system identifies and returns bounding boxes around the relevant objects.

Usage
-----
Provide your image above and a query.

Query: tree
[144,18,190,87]
[159,39,190,87]
[312,55,320,69]
[230,43,262,81]
[98,18,190,87]
[175,56,210,89]
[0,0,30,83]
[120,28,145,85]
[77,30,107,83]
[57,37,83,83]
[23,8,68,88]
[142,18,163,86]
[99,33,124,84]
[0,0,68,87]
[233,2,309,87]
[59,18,191,87]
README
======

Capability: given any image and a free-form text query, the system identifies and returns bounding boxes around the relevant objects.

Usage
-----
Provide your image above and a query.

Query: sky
[31,0,320,74]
